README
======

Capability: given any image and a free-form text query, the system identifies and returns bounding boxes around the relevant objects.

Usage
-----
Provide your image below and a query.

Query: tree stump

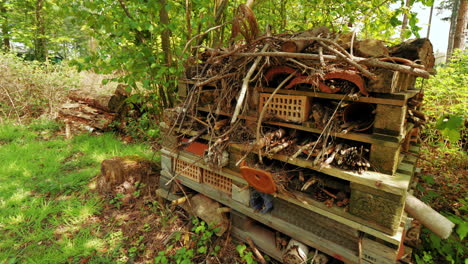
[96,155,160,196]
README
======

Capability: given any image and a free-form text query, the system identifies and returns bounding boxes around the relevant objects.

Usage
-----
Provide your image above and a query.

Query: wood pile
[159,9,443,263]
[58,85,128,135]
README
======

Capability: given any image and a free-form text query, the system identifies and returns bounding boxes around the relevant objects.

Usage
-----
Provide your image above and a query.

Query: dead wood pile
[58,85,128,135]
[168,7,434,195]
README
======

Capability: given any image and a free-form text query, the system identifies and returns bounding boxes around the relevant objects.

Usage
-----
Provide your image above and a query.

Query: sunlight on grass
[0,122,153,263]
[91,152,111,163]
[9,188,31,203]
[8,213,25,225]
[85,238,106,251]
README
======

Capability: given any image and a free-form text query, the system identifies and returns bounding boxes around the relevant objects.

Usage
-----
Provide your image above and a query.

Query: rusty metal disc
[240,165,277,194]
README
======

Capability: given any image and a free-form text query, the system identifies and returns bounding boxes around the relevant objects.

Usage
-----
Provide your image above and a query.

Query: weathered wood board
[349,182,406,235]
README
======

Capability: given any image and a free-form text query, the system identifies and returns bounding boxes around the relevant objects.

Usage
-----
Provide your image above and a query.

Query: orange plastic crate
[173,158,202,182]
[203,170,232,195]
[259,93,311,122]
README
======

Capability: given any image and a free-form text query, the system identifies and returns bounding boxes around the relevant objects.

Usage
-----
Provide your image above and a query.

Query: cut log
[58,103,116,131]
[68,84,128,113]
[405,193,455,239]
[281,26,329,53]
[389,38,435,70]
[355,39,389,58]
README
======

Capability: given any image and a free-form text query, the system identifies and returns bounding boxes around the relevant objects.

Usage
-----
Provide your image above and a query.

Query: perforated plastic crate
[173,158,202,182]
[203,169,232,195]
[259,93,311,122]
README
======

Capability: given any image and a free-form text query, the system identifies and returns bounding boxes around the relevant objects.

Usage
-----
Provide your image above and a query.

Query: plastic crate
[173,158,202,182]
[203,169,232,195]
[259,93,311,122]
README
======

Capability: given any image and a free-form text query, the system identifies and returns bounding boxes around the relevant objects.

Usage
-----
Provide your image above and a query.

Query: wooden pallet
[156,173,406,264]
[160,146,418,238]
[194,104,414,175]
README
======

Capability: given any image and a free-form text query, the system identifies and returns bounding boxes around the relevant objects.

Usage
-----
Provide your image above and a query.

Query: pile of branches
[171,4,433,172]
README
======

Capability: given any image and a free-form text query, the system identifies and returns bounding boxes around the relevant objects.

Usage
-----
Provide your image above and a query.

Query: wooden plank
[370,144,401,175]
[230,143,411,195]
[362,237,400,264]
[278,191,404,245]
[161,163,403,245]
[156,175,360,264]
[197,107,403,147]
[257,87,419,106]
[349,183,406,235]
[374,104,407,137]
[231,227,284,262]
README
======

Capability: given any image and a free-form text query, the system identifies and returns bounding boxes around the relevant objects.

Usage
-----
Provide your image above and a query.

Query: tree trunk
[185,0,192,42]
[426,4,434,38]
[446,0,460,59]
[0,1,10,51]
[158,0,173,108]
[453,0,468,52]
[158,0,172,66]
[400,0,412,40]
[34,0,47,61]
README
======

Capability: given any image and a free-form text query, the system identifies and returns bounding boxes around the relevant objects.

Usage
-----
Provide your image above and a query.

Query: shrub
[0,53,80,123]
[422,50,467,149]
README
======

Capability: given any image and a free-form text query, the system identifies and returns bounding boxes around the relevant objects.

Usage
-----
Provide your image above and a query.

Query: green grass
[0,121,154,264]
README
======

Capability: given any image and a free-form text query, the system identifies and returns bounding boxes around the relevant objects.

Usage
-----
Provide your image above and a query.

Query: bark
[427,4,434,38]
[158,0,172,66]
[158,0,174,107]
[281,26,329,53]
[355,39,389,58]
[58,103,116,131]
[34,0,47,61]
[389,38,435,70]
[97,156,159,195]
[68,88,127,113]
[185,0,192,42]
[283,239,309,264]
[453,0,468,51]
[400,0,412,40]
[447,0,460,58]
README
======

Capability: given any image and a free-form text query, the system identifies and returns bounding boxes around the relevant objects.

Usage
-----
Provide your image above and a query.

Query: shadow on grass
[0,122,155,263]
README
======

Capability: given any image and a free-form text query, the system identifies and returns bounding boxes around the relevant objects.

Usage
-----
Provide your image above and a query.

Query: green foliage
[415,169,468,264]
[154,218,221,264]
[236,244,258,264]
[0,0,88,58]
[0,122,152,263]
[422,50,467,149]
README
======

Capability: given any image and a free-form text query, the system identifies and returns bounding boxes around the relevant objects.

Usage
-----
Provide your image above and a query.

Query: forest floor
[0,121,251,264]
[1,117,465,264]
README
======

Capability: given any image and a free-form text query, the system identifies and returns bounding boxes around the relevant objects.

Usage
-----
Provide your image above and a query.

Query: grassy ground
[0,121,246,264]
[0,121,154,263]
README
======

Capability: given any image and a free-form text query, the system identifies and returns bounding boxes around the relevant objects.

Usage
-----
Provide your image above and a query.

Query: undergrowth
[0,53,80,123]
[415,51,468,264]
[0,120,152,263]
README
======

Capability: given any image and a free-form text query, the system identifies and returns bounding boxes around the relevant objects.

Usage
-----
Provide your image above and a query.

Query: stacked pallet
[157,26,438,264]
